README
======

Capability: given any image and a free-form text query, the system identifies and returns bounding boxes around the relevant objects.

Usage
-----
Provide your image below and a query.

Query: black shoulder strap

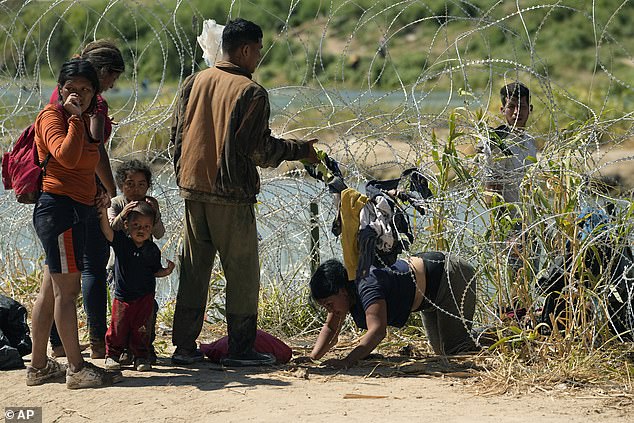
[40,153,52,176]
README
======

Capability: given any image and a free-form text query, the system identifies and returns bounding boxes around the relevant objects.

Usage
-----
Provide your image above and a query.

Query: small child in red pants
[98,201,174,371]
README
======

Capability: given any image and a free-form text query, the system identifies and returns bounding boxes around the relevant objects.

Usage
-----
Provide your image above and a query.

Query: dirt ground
[2,344,633,423]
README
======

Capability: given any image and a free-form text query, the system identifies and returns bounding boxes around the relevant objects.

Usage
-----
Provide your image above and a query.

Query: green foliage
[421,107,634,373]
[258,282,324,337]
[2,0,631,100]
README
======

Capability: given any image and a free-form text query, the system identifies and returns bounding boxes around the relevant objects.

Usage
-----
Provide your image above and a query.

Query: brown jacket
[172,61,310,204]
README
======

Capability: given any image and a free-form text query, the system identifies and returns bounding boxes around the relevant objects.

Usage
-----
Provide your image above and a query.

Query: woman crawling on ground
[297,253,478,369]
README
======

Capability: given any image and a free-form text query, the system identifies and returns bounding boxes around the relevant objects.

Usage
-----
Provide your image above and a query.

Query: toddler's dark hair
[126,200,156,224]
[115,159,152,190]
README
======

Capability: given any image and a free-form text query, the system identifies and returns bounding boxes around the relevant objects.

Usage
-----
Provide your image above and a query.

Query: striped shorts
[33,192,91,274]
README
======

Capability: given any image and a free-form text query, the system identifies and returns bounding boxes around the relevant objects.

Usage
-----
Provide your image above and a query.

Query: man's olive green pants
[172,200,260,352]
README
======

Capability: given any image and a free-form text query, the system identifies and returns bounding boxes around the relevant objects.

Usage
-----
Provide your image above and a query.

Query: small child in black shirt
[98,201,174,371]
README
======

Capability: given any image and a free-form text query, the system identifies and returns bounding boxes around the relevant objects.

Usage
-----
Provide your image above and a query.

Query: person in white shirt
[481,82,537,206]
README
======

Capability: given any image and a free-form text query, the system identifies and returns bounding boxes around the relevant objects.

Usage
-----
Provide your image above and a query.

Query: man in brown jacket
[171,18,317,366]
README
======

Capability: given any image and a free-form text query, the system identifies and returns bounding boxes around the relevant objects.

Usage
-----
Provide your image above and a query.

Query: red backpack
[1,105,69,204]
[1,124,51,204]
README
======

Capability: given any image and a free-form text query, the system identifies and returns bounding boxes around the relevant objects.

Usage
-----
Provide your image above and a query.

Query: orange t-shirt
[35,104,100,205]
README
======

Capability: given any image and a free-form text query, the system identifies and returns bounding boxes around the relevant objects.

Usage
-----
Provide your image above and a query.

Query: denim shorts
[33,192,92,274]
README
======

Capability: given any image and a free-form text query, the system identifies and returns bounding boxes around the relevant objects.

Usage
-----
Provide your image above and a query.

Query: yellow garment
[339,188,369,280]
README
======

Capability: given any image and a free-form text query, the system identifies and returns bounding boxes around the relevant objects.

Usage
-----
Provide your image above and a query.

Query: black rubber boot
[220,314,275,367]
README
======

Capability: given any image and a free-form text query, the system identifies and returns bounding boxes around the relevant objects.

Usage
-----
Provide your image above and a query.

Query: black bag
[0,294,32,369]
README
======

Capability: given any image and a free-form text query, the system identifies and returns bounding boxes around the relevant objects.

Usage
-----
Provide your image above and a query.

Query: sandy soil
[2,346,632,423]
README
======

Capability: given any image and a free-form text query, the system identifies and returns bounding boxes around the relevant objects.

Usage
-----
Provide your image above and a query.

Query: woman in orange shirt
[48,40,125,360]
[26,58,119,389]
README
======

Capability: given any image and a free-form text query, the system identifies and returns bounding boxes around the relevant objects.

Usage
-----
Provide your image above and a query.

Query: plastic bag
[197,19,225,67]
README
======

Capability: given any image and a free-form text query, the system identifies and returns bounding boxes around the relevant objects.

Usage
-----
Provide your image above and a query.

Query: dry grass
[287,331,634,397]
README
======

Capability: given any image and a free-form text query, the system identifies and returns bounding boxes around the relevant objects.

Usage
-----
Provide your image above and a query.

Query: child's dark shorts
[33,192,92,274]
